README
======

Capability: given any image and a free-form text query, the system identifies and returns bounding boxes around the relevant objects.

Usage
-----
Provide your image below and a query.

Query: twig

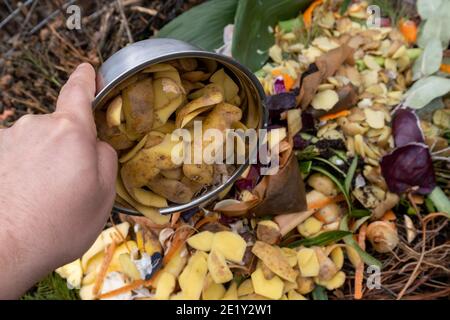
[0,0,34,30]
[116,0,134,44]
[27,0,77,35]
[131,6,158,16]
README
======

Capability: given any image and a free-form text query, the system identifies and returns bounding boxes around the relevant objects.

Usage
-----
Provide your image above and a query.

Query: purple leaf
[273,76,286,94]
[392,107,424,147]
[266,91,297,111]
[219,214,241,226]
[301,111,317,134]
[293,134,310,150]
[380,143,436,195]
[234,165,261,191]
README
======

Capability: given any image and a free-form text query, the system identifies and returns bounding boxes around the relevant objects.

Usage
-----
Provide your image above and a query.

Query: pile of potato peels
[56,1,449,300]
[95,58,258,225]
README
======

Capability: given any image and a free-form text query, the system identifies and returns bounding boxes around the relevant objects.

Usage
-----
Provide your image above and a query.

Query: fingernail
[76,62,92,72]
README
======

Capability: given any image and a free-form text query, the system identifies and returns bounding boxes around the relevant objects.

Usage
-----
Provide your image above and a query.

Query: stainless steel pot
[94,38,267,216]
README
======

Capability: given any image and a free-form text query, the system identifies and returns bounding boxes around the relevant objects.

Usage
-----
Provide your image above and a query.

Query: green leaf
[340,216,382,268]
[417,0,442,20]
[232,0,312,71]
[21,273,79,300]
[313,157,346,177]
[279,17,302,33]
[287,231,352,248]
[157,0,238,51]
[425,197,436,213]
[312,285,328,300]
[416,97,445,122]
[413,38,443,80]
[350,209,371,218]
[428,186,450,217]
[351,216,371,232]
[404,76,450,109]
[339,0,352,15]
[296,145,320,160]
[311,165,352,210]
[299,160,312,176]
[331,149,349,163]
[344,155,358,195]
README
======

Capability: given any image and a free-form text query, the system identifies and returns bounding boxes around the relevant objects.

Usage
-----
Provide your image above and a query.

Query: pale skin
[0,63,117,299]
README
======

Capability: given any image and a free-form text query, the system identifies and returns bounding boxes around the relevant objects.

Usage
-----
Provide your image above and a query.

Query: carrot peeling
[98,279,144,299]
[283,74,295,91]
[271,69,282,77]
[399,19,417,44]
[97,266,162,300]
[303,0,323,29]
[163,227,194,265]
[440,64,450,73]
[354,223,367,300]
[307,194,345,211]
[319,110,350,122]
[271,69,295,92]
[93,241,117,297]
[381,210,396,222]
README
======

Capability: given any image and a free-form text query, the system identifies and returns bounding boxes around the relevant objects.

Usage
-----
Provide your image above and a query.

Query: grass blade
[287,230,352,248]
[340,215,382,268]
[312,286,328,300]
[313,157,346,177]
[311,165,352,210]
[344,155,358,195]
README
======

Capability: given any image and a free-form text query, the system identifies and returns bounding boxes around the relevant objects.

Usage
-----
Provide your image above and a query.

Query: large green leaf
[232,0,312,71]
[413,38,443,80]
[157,0,238,51]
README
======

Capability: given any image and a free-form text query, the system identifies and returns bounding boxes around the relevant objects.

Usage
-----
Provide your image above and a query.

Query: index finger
[56,63,97,133]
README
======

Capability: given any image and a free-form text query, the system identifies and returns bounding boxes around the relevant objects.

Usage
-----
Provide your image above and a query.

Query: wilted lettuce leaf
[380,143,436,195]
[404,76,450,109]
[392,108,424,147]
[412,38,443,80]
[417,0,442,20]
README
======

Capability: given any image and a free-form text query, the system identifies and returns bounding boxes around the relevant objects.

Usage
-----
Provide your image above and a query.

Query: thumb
[56,63,97,136]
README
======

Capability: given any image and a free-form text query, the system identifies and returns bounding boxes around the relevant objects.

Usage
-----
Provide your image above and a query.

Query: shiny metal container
[94,38,267,216]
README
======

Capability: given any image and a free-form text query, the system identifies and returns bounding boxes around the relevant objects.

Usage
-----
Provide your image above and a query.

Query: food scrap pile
[56,0,450,300]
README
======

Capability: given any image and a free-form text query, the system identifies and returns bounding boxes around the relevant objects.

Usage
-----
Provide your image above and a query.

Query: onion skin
[366,221,399,253]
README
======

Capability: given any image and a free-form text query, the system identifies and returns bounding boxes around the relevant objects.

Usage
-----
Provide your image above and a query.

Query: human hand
[0,63,117,299]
